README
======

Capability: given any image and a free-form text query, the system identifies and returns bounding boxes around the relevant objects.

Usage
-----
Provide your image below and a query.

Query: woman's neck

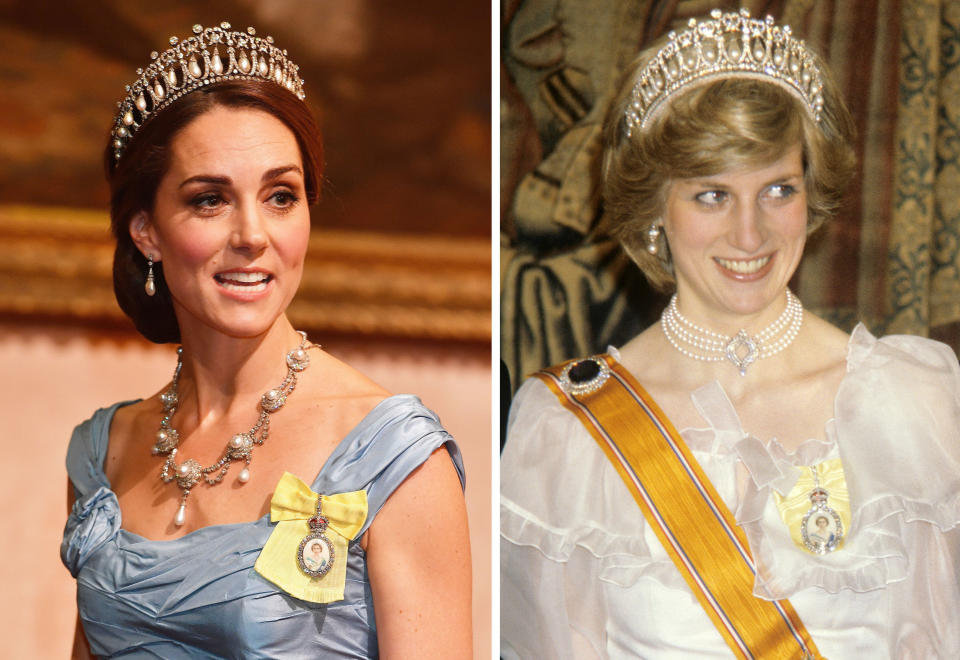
[173,316,304,426]
[672,289,791,338]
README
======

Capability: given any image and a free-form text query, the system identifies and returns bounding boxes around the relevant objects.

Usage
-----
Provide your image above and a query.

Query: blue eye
[694,190,728,205]
[766,184,797,199]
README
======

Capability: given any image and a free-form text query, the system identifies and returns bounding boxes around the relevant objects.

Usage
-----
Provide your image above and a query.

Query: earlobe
[129,212,161,261]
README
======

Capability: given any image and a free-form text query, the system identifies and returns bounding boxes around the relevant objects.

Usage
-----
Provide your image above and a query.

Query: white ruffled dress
[501,326,960,659]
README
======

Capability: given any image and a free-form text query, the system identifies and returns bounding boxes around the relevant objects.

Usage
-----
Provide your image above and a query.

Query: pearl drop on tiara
[624,8,824,136]
[111,22,306,162]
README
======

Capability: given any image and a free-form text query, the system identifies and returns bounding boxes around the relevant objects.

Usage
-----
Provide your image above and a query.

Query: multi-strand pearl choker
[660,290,803,375]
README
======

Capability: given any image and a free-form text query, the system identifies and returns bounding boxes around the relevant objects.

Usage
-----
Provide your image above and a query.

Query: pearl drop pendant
[145,254,156,297]
[174,502,186,527]
[238,467,250,483]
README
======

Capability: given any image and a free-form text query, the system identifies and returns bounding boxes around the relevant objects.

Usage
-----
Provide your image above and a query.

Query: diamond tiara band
[624,8,824,136]
[111,21,306,161]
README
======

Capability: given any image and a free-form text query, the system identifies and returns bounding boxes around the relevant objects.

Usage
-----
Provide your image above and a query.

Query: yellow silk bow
[772,459,851,552]
[254,472,368,603]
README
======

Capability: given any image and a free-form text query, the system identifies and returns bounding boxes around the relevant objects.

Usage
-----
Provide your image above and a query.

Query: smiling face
[130,106,310,341]
[663,143,807,329]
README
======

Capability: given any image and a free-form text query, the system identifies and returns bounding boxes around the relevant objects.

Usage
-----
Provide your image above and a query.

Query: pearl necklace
[660,290,803,375]
[152,331,315,527]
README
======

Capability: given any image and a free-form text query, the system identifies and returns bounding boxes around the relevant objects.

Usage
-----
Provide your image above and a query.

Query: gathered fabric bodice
[63,394,464,659]
[501,325,960,659]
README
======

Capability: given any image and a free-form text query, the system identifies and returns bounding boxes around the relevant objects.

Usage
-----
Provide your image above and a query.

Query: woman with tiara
[501,9,960,658]
[61,22,471,658]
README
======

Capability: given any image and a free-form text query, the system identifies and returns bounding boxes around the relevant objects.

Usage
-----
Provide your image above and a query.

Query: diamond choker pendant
[724,329,758,376]
[799,471,844,555]
[660,289,804,376]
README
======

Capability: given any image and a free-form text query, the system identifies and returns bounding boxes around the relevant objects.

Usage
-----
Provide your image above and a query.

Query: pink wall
[0,322,491,658]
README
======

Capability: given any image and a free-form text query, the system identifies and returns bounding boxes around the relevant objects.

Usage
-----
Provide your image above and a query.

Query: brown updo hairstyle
[106,80,324,343]
[601,39,856,292]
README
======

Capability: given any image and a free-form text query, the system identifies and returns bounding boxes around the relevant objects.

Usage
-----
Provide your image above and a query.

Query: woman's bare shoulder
[305,350,392,401]
[794,313,850,375]
[616,322,687,386]
[284,350,395,446]
[107,396,161,448]
[803,312,850,345]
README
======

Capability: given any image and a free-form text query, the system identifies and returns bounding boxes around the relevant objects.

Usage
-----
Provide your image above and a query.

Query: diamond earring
[646,223,661,255]
[145,254,156,296]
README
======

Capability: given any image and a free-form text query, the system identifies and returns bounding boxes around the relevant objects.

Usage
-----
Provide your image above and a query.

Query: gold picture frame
[0,204,490,342]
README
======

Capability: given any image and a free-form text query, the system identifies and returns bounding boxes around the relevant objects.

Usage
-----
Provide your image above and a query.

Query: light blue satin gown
[61,395,464,659]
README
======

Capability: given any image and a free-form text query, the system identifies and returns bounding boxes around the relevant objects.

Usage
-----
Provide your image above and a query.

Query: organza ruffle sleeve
[501,379,679,658]
[838,325,960,531]
[500,379,662,583]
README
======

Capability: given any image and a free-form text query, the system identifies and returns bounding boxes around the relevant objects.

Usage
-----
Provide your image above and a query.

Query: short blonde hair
[601,45,856,292]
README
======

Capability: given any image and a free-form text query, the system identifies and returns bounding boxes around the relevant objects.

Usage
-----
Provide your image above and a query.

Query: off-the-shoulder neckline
[90,393,423,545]
[601,323,878,450]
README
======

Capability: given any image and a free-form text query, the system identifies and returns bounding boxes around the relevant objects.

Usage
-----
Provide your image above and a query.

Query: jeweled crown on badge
[624,8,824,136]
[111,22,306,161]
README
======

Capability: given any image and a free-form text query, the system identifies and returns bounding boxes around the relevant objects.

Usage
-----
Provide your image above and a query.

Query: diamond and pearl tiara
[111,21,306,161]
[624,8,824,137]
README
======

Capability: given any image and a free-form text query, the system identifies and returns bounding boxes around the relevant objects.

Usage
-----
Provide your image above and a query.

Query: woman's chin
[174,305,291,341]
[708,285,791,320]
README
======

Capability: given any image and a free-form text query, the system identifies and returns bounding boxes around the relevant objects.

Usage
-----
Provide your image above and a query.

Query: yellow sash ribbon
[538,356,823,660]
[254,472,368,603]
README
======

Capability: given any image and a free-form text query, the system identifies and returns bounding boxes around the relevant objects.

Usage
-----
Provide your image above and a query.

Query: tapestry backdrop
[501,0,960,390]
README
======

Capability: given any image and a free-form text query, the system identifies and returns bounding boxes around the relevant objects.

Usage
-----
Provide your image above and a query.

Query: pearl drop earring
[145,254,156,296]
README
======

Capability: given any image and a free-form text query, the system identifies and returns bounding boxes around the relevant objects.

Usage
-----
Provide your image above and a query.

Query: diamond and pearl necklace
[152,331,315,526]
[660,290,803,375]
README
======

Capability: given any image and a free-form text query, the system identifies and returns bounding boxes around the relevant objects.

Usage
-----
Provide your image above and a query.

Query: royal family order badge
[297,498,335,578]
[799,485,844,555]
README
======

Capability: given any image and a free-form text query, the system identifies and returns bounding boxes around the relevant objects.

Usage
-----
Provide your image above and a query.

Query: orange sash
[537,355,822,660]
